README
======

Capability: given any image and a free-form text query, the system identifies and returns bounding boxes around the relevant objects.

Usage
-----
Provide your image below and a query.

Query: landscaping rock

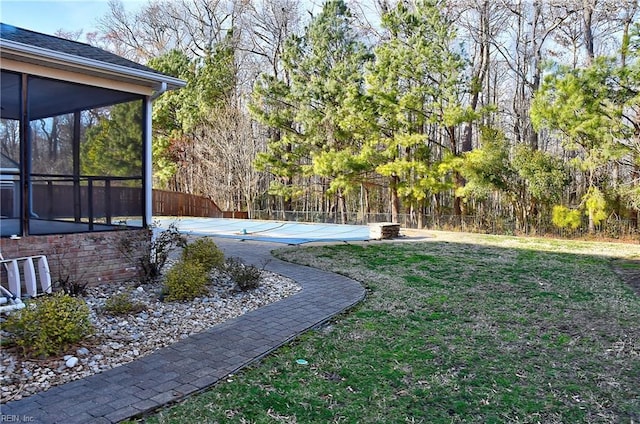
[0,269,300,402]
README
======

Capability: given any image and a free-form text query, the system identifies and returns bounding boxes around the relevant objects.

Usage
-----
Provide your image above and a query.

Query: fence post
[105,179,112,225]
[88,178,94,231]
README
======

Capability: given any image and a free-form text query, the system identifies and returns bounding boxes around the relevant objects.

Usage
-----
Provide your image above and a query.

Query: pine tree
[251,0,371,220]
[81,101,143,177]
[531,56,634,232]
[364,0,469,223]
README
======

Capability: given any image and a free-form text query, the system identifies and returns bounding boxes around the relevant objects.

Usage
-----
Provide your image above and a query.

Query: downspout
[144,82,167,227]
[151,82,168,102]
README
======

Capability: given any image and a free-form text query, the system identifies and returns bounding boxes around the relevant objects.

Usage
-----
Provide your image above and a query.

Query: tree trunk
[583,0,595,65]
[360,184,370,224]
[462,0,490,153]
[528,1,542,150]
[337,188,347,224]
[417,198,426,229]
[588,208,596,234]
[454,172,465,216]
[390,175,400,223]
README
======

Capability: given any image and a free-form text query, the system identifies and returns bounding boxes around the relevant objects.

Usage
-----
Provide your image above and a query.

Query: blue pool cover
[152,217,370,245]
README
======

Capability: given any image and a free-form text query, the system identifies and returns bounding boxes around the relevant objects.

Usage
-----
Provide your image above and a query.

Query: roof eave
[0,39,186,91]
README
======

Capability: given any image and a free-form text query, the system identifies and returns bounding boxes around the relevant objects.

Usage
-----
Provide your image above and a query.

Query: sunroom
[0,23,185,285]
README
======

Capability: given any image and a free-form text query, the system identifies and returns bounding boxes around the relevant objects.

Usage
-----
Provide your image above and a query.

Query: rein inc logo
[0,416,34,422]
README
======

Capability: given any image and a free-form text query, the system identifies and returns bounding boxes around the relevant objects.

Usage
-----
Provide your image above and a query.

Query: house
[0,23,185,285]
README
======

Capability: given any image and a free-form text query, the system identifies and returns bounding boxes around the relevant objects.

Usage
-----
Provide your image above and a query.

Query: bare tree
[239,0,302,79]
[96,0,243,62]
[454,0,509,152]
[169,104,263,213]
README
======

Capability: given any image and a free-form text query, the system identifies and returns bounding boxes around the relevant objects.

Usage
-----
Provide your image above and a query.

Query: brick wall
[0,229,150,287]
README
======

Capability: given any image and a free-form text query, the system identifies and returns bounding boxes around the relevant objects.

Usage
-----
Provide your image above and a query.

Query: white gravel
[0,269,300,403]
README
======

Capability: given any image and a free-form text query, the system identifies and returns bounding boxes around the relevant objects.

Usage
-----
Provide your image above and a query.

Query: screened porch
[0,70,148,237]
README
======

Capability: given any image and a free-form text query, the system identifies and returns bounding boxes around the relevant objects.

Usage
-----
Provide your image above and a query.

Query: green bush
[181,238,225,272]
[584,186,608,226]
[552,205,582,229]
[224,257,262,291]
[2,292,93,357]
[163,260,209,301]
[103,292,146,316]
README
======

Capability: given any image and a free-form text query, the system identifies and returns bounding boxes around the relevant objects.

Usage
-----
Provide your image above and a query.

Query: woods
[32,0,640,236]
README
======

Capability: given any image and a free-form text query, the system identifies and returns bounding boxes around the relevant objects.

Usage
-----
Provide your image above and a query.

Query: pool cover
[152,217,370,245]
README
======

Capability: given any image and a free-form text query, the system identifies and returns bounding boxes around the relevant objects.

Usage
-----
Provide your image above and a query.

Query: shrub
[118,222,187,283]
[55,276,89,297]
[552,205,582,229]
[2,292,93,357]
[103,292,146,316]
[163,260,209,301]
[224,257,262,291]
[181,238,225,272]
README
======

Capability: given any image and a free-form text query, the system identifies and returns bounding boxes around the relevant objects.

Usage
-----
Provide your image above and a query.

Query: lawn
[139,231,640,423]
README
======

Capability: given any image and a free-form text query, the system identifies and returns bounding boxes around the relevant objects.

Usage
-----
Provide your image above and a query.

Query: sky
[0,0,144,39]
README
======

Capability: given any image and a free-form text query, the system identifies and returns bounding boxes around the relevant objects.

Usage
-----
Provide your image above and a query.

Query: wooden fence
[153,189,222,218]
[6,181,223,220]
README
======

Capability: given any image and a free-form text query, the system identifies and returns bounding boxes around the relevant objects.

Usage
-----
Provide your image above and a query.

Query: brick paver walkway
[1,238,365,424]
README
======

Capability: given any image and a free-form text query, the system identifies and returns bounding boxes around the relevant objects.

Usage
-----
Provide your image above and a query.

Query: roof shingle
[0,22,165,76]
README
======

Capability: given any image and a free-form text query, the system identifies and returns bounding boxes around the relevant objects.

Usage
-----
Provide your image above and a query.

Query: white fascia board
[0,39,186,92]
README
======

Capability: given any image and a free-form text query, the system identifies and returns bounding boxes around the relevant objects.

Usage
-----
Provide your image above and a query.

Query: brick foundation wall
[0,229,150,287]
